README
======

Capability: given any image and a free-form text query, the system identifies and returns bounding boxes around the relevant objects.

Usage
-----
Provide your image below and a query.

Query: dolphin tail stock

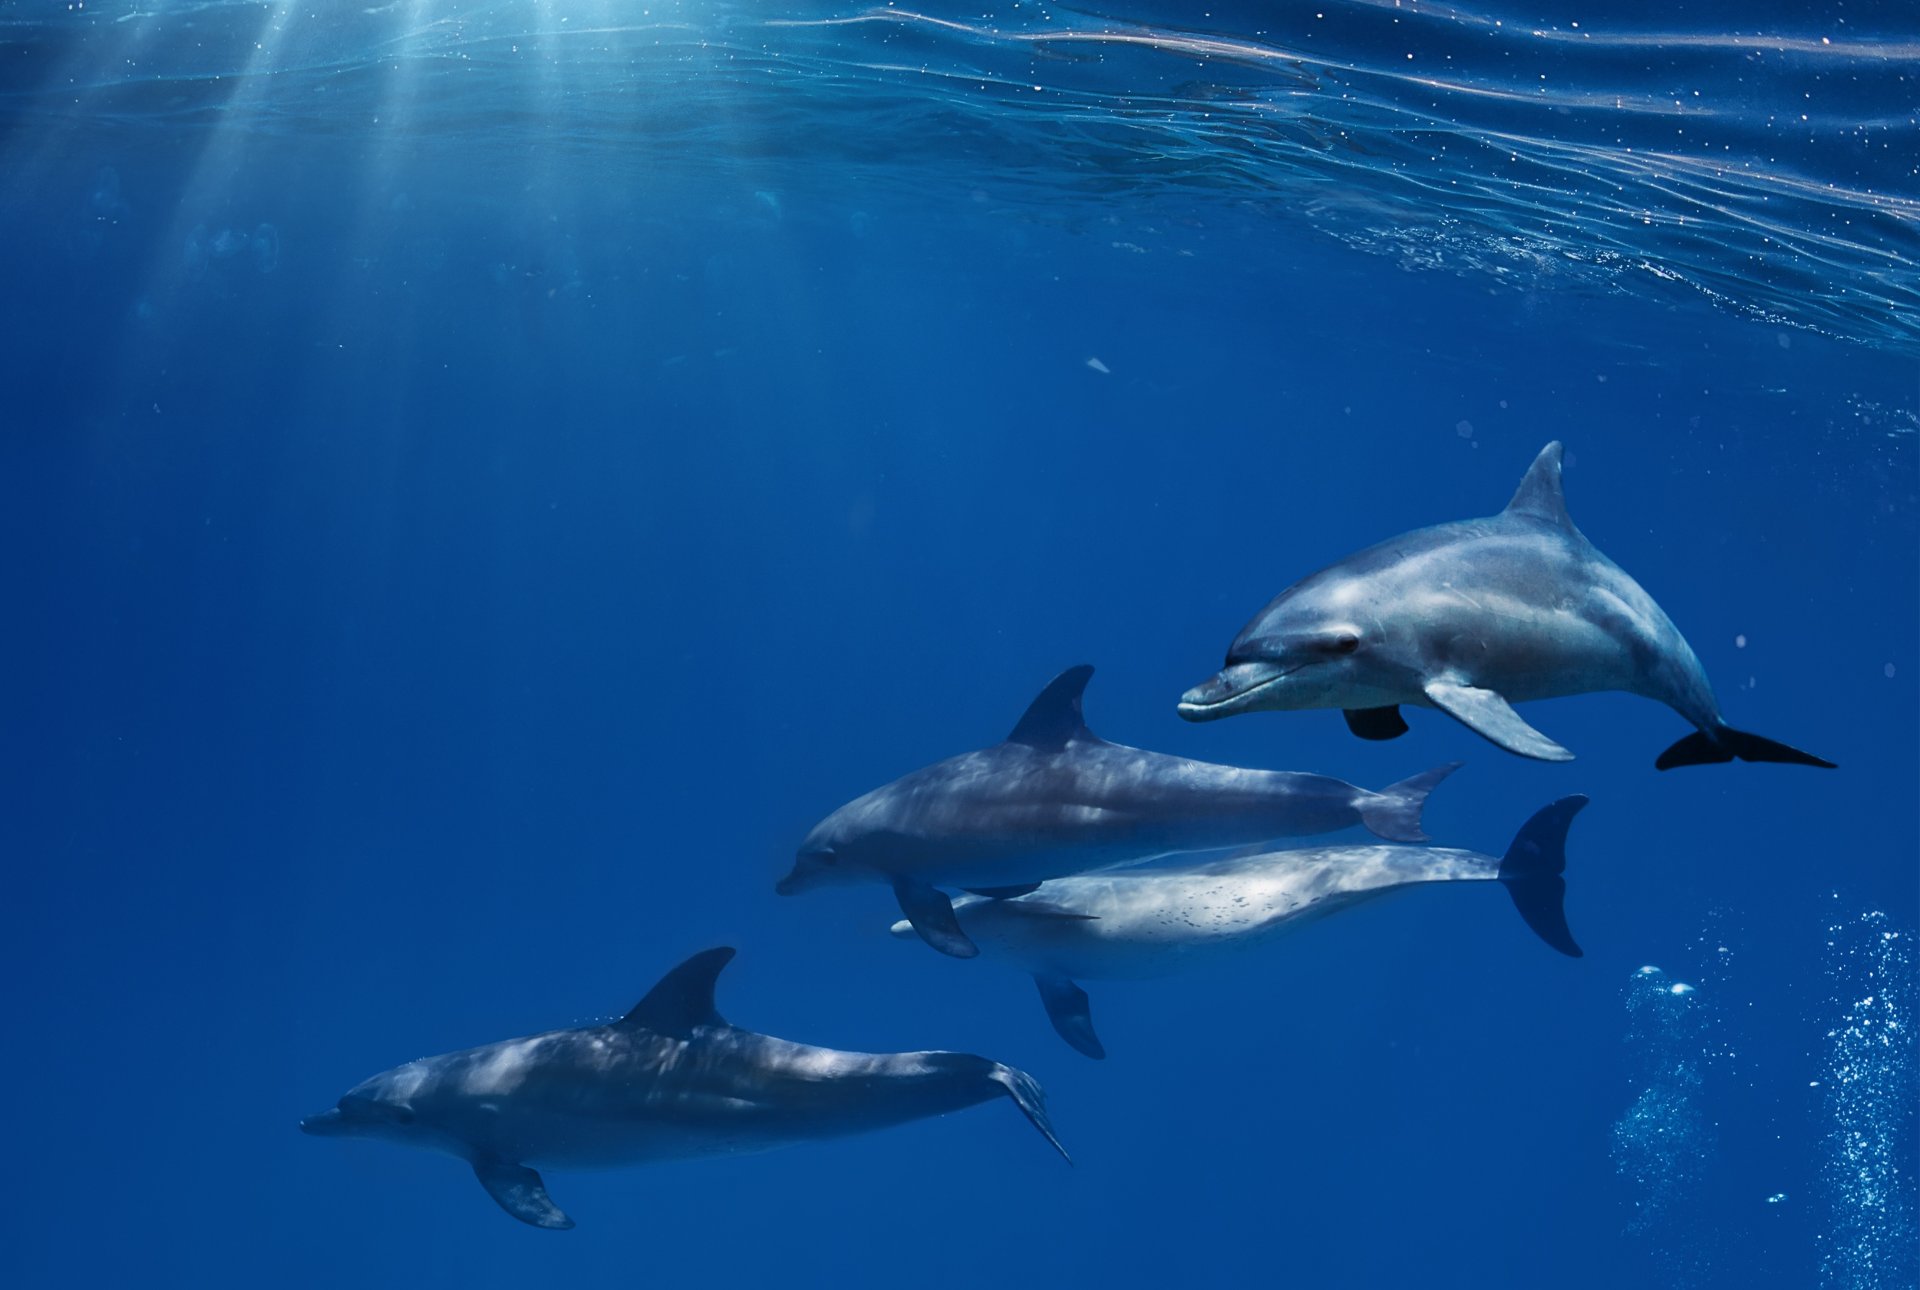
[1655,724,1836,771]
[988,1062,1073,1164]
[1357,761,1464,843]
[1495,796,1588,958]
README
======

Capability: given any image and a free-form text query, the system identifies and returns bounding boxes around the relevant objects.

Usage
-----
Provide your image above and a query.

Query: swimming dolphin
[889,797,1588,1059]
[1177,441,1832,770]
[779,664,1460,959]
[300,948,1068,1229]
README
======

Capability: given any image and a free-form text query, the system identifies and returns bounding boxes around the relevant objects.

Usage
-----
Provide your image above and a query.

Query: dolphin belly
[486,1111,791,1171]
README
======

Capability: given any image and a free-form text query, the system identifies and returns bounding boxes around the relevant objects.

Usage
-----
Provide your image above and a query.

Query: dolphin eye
[1328,632,1360,655]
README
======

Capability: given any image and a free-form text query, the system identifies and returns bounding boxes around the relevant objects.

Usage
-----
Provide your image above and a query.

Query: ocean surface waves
[4,0,1917,344]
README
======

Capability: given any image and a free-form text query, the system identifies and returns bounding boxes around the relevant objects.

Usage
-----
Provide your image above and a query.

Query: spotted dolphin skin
[890,797,1588,1059]
[779,664,1460,958]
[300,948,1067,1229]
[1178,441,1833,770]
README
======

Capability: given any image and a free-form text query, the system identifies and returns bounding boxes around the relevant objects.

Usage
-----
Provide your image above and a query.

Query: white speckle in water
[1886,663,1897,678]
[1735,634,1747,648]
[1455,419,1474,439]
[1767,1192,1788,1204]
[1085,356,1110,374]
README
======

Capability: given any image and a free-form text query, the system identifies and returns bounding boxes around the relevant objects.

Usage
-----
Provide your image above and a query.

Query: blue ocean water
[3,1,1915,1285]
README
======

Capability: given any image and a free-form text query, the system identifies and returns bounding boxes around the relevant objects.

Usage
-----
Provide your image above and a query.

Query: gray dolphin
[890,797,1587,1059]
[1177,441,1832,770]
[779,665,1460,958]
[300,948,1067,1229]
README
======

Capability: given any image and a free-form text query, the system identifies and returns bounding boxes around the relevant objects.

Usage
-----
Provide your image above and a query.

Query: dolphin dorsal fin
[1006,665,1097,749]
[1503,441,1576,530]
[620,947,734,1036]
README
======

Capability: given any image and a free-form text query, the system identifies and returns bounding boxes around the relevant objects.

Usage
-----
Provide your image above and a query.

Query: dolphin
[779,664,1460,959]
[1177,441,1833,770]
[300,948,1068,1229]
[889,797,1588,1059]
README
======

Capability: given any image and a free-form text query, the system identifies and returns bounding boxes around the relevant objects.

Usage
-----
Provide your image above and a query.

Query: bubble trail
[1612,965,1711,1239]
[1820,910,1916,1290]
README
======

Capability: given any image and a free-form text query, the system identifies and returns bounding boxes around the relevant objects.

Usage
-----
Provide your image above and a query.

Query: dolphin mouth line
[1178,664,1299,719]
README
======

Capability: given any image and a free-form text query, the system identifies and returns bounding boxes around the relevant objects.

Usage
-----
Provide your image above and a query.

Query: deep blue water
[3,2,1916,1286]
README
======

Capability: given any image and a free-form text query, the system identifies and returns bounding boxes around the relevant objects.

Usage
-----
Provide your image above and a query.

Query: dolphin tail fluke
[1359,761,1463,843]
[990,1063,1073,1164]
[1655,725,1835,771]
[1496,796,1587,958]
[473,1157,575,1230]
[1034,974,1106,1060]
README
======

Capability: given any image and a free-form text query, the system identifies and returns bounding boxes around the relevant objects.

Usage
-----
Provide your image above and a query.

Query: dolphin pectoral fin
[1422,680,1574,762]
[965,883,1042,899]
[1034,974,1105,1060]
[1656,725,1835,771]
[1344,705,1409,741]
[473,1158,574,1230]
[892,878,978,958]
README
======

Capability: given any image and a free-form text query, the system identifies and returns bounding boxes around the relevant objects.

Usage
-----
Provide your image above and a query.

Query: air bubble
[1819,909,1915,1287]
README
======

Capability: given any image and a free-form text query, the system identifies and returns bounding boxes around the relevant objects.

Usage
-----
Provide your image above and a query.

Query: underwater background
[3,1,1915,1285]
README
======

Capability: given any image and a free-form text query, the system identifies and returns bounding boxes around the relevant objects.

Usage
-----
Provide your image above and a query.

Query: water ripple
[3,0,1916,344]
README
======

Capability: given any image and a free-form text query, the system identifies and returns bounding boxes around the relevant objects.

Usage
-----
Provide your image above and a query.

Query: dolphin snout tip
[299,1109,343,1136]
[773,875,799,897]
[1176,679,1237,721]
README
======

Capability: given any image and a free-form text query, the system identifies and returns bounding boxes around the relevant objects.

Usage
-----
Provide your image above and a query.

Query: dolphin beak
[774,872,802,897]
[299,1108,347,1136]
[1177,662,1293,721]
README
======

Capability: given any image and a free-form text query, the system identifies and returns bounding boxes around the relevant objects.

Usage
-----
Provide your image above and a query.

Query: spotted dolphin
[779,665,1460,958]
[1177,441,1833,770]
[890,797,1587,1059]
[300,948,1067,1229]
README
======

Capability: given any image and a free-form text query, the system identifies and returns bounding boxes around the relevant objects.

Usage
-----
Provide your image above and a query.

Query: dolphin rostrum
[1177,441,1833,770]
[300,948,1068,1228]
[890,797,1588,1059]
[779,665,1460,958]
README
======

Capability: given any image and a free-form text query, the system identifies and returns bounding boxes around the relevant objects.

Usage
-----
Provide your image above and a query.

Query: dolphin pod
[888,796,1588,1058]
[302,948,1068,1228]
[1178,442,1833,770]
[307,440,1832,1228]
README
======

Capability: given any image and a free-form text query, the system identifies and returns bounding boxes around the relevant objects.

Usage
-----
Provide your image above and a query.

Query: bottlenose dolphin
[779,665,1460,958]
[1177,441,1833,770]
[300,948,1067,1229]
[890,797,1588,1058]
